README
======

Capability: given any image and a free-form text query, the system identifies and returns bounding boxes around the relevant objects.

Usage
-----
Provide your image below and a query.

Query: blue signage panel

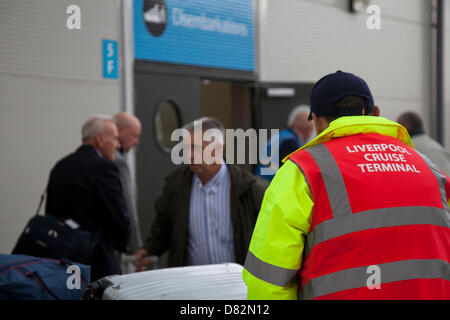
[133,0,254,71]
[102,39,118,79]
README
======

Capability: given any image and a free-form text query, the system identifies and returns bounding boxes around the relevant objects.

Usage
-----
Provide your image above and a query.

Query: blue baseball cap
[308,70,375,120]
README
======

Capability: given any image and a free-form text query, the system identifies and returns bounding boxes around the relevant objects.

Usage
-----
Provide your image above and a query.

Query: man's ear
[93,133,103,149]
[372,105,381,117]
[311,113,325,135]
[311,113,319,128]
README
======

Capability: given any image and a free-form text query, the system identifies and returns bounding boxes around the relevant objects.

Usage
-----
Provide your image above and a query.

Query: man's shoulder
[164,165,192,183]
[153,165,193,199]
[279,128,297,139]
[284,144,309,163]
[114,149,127,165]
[412,134,444,150]
[56,145,118,173]
[228,165,269,192]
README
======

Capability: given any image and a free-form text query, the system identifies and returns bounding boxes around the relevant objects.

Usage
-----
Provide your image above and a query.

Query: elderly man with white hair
[256,105,315,181]
[45,115,130,281]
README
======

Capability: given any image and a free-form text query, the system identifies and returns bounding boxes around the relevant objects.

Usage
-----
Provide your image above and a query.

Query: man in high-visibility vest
[243,70,450,300]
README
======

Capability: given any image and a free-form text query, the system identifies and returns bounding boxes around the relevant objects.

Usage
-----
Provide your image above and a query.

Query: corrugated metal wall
[0,0,122,253]
[257,0,432,133]
[445,3,450,149]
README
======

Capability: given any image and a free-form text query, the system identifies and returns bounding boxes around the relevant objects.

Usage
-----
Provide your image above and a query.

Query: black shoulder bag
[11,192,101,265]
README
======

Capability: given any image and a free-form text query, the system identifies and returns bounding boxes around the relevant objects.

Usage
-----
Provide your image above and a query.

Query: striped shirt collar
[94,148,103,158]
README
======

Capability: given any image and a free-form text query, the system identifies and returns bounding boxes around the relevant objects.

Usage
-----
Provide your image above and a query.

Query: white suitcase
[83,263,247,300]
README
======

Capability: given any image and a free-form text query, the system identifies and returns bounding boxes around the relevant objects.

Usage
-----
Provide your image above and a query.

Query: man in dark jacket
[45,115,130,281]
[134,117,268,269]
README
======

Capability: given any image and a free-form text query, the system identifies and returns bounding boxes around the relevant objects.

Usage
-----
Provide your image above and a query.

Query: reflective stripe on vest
[300,259,450,300]
[294,140,450,300]
[244,251,297,287]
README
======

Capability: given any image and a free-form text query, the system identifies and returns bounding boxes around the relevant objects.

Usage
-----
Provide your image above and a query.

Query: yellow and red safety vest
[243,116,450,300]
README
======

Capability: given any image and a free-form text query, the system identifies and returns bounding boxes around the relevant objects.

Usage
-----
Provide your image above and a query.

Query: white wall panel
[0,0,122,253]
[258,0,430,128]
[0,0,120,80]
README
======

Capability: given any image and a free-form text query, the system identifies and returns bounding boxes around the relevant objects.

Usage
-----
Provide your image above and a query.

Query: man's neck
[83,142,103,158]
[290,127,303,142]
[408,128,424,137]
[197,163,223,185]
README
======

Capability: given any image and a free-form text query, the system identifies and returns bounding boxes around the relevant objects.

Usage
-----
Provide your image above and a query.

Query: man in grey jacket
[113,112,143,253]
[397,111,450,175]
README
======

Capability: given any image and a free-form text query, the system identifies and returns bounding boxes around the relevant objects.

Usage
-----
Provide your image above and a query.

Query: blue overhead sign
[133,0,254,71]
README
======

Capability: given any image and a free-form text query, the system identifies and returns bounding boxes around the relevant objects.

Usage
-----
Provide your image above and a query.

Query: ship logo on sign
[143,0,167,37]
[144,4,166,24]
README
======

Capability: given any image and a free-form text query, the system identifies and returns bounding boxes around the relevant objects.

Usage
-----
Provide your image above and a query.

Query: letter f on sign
[107,60,114,75]
[366,265,381,289]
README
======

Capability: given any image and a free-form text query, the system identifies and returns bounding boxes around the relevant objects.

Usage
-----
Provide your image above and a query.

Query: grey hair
[287,105,310,127]
[183,117,225,144]
[81,115,115,143]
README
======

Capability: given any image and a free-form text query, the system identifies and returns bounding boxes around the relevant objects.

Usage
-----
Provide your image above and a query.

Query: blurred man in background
[256,105,315,181]
[134,117,267,270]
[46,115,130,281]
[113,112,143,254]
[397,111,450,175]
